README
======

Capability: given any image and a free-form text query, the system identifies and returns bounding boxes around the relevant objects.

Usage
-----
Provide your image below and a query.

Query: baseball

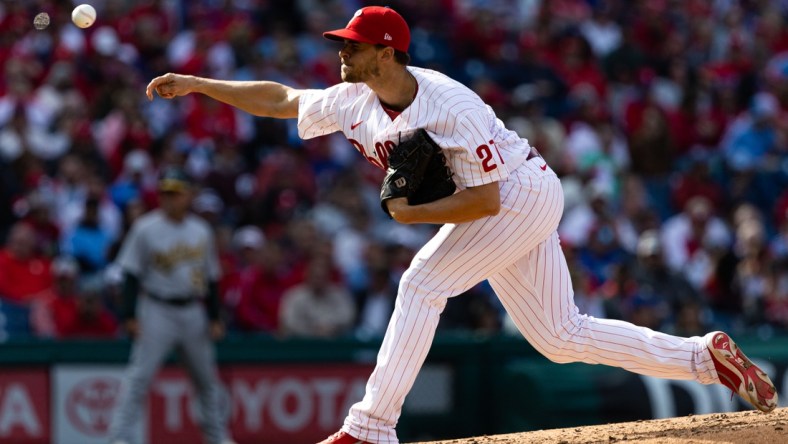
[33,12,50,30]
[71,4,96,29]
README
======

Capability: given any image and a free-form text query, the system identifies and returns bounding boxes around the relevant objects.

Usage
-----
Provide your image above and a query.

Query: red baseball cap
[323,6,410,53]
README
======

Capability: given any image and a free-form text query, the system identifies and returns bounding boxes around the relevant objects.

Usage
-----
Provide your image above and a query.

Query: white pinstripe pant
[343,161,719,443]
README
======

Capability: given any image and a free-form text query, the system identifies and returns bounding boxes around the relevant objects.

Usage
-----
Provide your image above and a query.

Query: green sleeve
[206,281,221,321]
[121,272,140,321]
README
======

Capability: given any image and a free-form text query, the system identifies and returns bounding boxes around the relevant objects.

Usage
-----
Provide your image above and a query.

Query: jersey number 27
[476,140,504,172]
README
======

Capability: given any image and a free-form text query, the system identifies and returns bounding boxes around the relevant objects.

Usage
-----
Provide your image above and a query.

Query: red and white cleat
[317,431,373,444]
[707,331,778,413]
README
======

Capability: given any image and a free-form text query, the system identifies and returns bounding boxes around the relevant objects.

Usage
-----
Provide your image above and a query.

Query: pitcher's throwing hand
[146,73,196,100]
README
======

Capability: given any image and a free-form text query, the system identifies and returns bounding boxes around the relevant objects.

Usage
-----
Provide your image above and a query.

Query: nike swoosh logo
[540,164,547,171]
[351,121,363,130]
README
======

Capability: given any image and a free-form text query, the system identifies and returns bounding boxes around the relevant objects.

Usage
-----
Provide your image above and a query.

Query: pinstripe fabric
[342,164,718,443]
[297,59,721,444]
[489,233,715,379]
[298,67,528,186]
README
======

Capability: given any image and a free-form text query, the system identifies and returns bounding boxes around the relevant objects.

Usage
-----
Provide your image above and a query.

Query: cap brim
[158,179,190,193]
[323,28,377,45]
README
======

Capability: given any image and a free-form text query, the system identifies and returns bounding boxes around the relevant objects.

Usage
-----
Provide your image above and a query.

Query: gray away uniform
[108,210,228,444]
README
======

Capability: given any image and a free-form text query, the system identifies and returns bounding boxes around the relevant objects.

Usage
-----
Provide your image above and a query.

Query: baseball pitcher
[145,7,777,444]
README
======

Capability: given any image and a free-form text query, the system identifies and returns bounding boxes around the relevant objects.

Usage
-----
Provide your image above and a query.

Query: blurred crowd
[1,0,788,342]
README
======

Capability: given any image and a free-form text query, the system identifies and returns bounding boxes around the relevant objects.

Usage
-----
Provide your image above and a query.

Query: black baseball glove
[380,128,456,217]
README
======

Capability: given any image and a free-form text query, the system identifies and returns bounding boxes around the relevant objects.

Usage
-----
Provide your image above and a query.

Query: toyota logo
[66,377,121,436]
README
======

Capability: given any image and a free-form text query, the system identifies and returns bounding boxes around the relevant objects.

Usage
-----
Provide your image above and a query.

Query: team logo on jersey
[153,243,206,272]
[384,33,393,41]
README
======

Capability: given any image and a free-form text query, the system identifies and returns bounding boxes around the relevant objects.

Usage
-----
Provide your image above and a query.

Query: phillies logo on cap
[351,8,363,22]
[323,6,411,53]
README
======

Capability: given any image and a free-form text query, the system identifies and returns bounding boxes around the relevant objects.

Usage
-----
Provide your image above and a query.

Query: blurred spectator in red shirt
[203,135,247,217]
[246,149,316,238]
[221,225,265,312]
[756,11,788,55]
[671,153,725,213]
[93,88,154,176]
[32,256,117,338]
[15,190,60,257]
[56,286,119,339]
[183,94,239,144]
[0,222,53,304]
[234,241,300,333]
[123,0,173,68]
[546,33,608,100]
[32,256,80,337]
[452,6,506,62]
[628,0,674,58]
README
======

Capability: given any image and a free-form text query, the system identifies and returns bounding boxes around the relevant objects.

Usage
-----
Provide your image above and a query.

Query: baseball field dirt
[411,407,788,443]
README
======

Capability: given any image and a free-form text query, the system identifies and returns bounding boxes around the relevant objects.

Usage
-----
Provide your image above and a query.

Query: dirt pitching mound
[412,408,788,443]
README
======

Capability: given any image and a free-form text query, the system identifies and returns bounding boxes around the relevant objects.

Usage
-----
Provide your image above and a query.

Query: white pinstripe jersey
[297,66,534,190]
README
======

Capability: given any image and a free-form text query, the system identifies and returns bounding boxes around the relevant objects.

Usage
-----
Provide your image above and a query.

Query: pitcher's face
[339,40,381,83]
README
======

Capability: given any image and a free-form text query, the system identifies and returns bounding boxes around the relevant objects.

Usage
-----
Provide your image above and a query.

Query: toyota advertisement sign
[12,364,373,444]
